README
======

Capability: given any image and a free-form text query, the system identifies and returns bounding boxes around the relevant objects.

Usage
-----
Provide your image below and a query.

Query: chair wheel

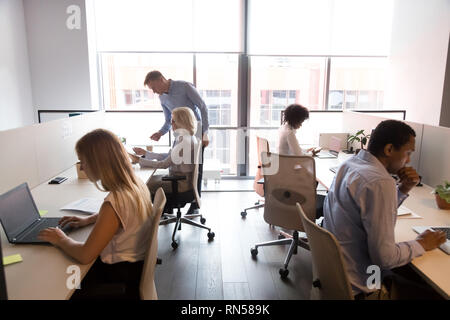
[241,211,247,218]
[278,234,285,240]
[279,268,289,279]
[207,232,215,241]
[171,241,178,249]
[200,217,206,224]
[250,247,258,258]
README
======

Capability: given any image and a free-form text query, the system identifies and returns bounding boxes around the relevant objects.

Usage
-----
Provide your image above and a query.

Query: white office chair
[241,136,269,218]
[140,187,166,300]
[296,203,353,300]
[250,152,317,278]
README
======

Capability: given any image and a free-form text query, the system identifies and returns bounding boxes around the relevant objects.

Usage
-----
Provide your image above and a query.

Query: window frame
[95,0,391,177]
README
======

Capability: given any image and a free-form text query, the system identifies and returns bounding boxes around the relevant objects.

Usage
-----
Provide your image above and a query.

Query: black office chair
[159,142,215,249]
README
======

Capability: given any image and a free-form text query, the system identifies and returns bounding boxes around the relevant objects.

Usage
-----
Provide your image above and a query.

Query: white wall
[23,0,96,114]
[385,0,450,126]
[0,0,34,131]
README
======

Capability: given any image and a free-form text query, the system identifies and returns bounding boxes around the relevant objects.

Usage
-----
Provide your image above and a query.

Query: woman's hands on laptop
[58,215,97,229]
[306,147,322,156]
[38,215,98,245]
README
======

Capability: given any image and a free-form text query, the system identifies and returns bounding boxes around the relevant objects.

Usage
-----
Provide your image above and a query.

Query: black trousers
[354,264,444,300]
[191,145,205,209]
[316,194,326,219]
[70,257,144,300]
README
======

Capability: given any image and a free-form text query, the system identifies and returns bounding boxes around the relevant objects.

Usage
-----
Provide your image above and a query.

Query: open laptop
[0,238,7,300]
[316,136,342,159]
[413,226,450,255]
[0,183,72,244]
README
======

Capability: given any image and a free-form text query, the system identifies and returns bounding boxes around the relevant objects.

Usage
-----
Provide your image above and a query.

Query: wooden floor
[154,192,313,300]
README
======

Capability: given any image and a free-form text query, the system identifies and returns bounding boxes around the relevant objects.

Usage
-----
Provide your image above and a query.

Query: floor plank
[154,191,312,300]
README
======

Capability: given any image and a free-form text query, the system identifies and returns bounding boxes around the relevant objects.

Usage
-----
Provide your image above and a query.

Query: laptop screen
[0,183,40,240]
[0,238,7,300]
[329,136,342,153]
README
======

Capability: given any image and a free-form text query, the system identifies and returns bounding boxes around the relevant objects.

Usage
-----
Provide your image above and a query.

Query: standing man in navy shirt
[144,70,209,215]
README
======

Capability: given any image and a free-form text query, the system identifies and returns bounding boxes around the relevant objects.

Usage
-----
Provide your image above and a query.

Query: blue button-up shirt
[158,80,209,135]
[323,149,425,295]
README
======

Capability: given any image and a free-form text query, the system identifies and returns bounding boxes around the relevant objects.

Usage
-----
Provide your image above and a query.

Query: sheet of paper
[61,198,103,215]
[397,205,422,219]
[3,254,23,266]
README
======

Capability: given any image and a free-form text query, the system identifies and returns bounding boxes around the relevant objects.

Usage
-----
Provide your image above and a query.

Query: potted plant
[348,129,371,153]
[434,181,450,210]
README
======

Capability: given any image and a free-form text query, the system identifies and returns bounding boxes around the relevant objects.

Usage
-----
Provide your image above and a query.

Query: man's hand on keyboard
[416,229,447,251]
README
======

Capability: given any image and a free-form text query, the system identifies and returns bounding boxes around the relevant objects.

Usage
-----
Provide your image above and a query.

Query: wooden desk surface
[315,153,450,299]
[1,165,154,300]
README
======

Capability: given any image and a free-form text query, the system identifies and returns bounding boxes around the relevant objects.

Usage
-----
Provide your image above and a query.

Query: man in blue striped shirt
[323,120,446,299]
[144,71,209,215]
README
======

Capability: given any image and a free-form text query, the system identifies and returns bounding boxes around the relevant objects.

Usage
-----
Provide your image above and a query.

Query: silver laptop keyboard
[432,227,450,240]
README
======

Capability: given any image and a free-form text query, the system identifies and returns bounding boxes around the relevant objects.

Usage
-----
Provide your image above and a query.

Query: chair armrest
[162,175,187,182]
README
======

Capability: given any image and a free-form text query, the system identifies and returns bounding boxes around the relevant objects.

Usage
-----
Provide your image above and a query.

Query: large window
[328,58,387,110]
[196,54,239,127]
[100,53,193,109]
[92,0,395,177]
[250,57,327,127]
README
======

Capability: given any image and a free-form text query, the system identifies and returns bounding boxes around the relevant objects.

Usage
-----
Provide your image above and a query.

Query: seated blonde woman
[130,107,199,198]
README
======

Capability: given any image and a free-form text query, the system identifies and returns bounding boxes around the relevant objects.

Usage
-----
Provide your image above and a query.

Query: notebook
[0,183,72,244]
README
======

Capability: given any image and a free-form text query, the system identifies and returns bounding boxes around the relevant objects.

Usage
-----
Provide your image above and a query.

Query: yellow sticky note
[3,254,23,266]
[39,210,48,217]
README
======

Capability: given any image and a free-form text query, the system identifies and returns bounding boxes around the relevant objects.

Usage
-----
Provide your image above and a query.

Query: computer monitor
[0,238,8,300]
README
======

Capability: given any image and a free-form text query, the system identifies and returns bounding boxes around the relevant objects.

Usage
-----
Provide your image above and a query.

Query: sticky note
[39,210,48,217]
[3,254,23,266]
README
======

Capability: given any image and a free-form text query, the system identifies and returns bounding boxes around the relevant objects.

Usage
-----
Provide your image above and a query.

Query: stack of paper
[397,205,422,219]
[61,198,103,215]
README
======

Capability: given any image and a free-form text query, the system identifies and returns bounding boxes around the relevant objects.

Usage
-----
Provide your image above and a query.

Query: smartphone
[49,177,68,184]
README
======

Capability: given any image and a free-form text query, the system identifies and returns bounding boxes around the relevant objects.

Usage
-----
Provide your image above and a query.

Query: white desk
[1,165,154,300]
[314,153,450,299]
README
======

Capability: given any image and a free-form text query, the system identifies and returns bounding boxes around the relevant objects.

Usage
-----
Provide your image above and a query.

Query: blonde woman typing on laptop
[278,104,318,156]
[38,129,154,299]
[129,107,198,199]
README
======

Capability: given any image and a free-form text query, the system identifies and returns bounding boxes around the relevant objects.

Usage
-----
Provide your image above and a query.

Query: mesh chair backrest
[140,187,166,300]
[254,136,269,197]
[261,152,316,231]
[191,139,202,208]
[296,203,353,300]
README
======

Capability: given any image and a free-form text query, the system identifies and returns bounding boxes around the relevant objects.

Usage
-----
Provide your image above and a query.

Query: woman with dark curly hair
[278,104,315,156]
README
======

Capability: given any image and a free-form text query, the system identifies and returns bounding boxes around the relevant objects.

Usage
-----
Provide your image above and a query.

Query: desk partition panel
[418,125,450,187]
[34,111,105,185]
[0,125,40,194]
[0,112,105,194]
[342,111,423,170]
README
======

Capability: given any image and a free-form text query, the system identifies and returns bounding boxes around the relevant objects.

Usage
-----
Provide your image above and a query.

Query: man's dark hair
[282,104,309,129]
[144,71,164,86]
[368,120,416,156]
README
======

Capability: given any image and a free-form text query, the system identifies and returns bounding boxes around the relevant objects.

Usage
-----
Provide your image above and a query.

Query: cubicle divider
[418,125,450,187]
[343,111,450,189]
[0,111,105,194]
[342,111,423,170]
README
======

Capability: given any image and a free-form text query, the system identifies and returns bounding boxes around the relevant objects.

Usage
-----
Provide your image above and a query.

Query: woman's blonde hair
[75,129,153,221]
[172,107,197,136]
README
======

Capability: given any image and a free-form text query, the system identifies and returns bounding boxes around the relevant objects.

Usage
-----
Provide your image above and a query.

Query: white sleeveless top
[278,123,304,156]
[100,192,153,264]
